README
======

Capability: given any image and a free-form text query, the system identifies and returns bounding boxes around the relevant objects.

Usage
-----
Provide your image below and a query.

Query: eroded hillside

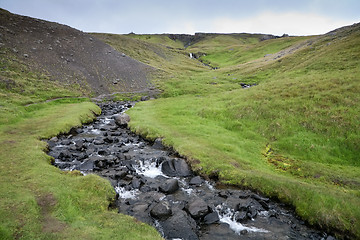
[0,8,154,98]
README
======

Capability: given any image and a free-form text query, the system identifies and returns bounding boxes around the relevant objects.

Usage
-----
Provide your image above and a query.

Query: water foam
[205,180,215,191]
[153,220,165,238]
[215,204,268,234]
[182,188,194,195]
[102,117,112,124]
[134,159,167,178]
[115,186,139,199]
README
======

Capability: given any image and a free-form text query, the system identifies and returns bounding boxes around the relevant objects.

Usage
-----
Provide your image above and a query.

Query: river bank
[47,101,335,240]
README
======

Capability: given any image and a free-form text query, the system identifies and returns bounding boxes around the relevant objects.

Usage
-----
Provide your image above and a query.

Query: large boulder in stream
[186,198,209,219]
[161,158,191,177]
[114,113,130,127]
[150,201,172,220]
[203,211,220,224]
[159,179,179,194]
[189,176,203,186]
[160,209,198,240]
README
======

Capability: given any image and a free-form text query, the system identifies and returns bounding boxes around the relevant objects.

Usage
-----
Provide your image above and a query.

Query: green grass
[95,26,360,238]
[2,21,360,239]
[92,33,205,73]
[0,45,162,239]
[124,34,185,49]
[0,100,162,240]
[188,34,312,68]
[0,49,89,125]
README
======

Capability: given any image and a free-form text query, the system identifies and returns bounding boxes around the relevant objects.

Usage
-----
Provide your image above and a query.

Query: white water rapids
[117,158,269,235]
[133,159,167,178]
[215,204,268,234]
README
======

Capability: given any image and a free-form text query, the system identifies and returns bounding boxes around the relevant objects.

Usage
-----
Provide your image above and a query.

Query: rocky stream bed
[47,101,336,240]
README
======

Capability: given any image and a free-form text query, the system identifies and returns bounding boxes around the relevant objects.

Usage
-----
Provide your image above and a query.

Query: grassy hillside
[0,51,162,239]
[0,100,162,240]
[92,33,206,72]
[1,8,359,238]
[188,35,312,68]
[0,11,162,240]
[125,34,185,49]
[0,52,162,240]
[99,24,360,238]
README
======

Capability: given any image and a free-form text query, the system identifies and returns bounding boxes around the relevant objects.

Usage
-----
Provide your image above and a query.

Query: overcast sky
[1,0,359,36]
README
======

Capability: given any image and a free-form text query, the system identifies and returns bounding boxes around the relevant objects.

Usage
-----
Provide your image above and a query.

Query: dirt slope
[0,8,155,96]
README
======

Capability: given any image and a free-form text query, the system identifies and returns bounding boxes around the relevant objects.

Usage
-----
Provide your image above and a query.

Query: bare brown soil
[36,194,67,234]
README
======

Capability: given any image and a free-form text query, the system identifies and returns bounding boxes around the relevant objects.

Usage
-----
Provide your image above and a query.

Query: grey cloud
[1,0,359,34]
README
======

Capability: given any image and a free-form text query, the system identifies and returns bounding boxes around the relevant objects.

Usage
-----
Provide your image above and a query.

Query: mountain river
[47,101,335,240]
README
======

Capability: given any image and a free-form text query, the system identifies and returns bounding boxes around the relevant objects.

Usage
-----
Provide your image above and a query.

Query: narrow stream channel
[47,101,335,240]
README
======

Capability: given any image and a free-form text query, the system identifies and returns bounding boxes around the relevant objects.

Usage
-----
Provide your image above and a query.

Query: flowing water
[47,101,335,240]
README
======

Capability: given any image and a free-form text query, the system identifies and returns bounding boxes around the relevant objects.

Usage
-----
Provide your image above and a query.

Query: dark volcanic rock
[247,205,258,219]
[93,138,105,145]
[186,198,209,219]
[159,179,179,194]
[161,209,198,240]
[115,171,127,179]
[131,203,151,224]
[189,176,203,186]
[203,211,219,224]
[152,138,164,149]
[234,210,248,223]
[48,101,334,240]
[131,178,142,189]
[61,139,71,145]
[251,193,269,202]
[79,159,94,171]
[150,201,172,220]
[140,96,150,101]
[218,190,229,199]
[161,158,191,177]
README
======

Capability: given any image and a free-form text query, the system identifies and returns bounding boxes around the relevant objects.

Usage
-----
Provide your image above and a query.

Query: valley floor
[103,26,360,239]
[0,17,359,239]
[0,100,162,239]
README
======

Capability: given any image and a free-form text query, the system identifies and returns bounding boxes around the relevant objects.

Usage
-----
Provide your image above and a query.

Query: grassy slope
[0,48,162,239]
[188,35,312,68]
[124,34,185,49]
[0,50,88,125]
[92,33,200,71]
[99,27,360,238]
[0,101,161,239]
